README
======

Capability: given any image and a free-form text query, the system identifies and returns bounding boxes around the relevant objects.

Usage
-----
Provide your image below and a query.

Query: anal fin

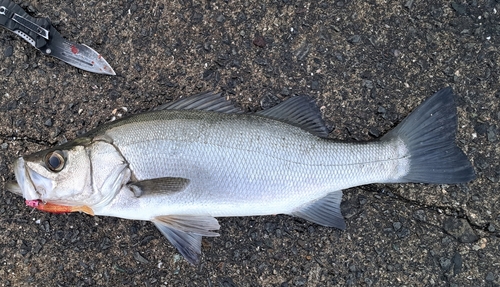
[152,215,220,265]
[291,190,346,230]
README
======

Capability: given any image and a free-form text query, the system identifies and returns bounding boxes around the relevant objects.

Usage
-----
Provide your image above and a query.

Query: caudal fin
[382,87,475,184]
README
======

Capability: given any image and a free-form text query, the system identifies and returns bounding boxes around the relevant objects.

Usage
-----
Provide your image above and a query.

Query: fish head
[11,139,95,205]
[9,137,130,209]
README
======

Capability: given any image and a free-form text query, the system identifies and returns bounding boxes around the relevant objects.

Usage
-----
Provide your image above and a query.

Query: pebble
[369,128,381,137]
[260,93,280,110]
[297,240,306,248]
[474,122,488,136]
[191,12,203,23]
[310,80,319,90]
[487,125,497,142]
[487,223,495,232]
[335,53,343,61]
[377,106,387,115]
[452,252,462,274]
[451,2,467,15]
[295,42,311,61]
[129,3,138,13]
[254,57,267,66]
[486,272,495,281]
[348,35,361,44]
[439,257,451,270]
[358,195,367,205]
[413,210,427,222]
[280,87,290,96]
[45,61,55,68]
[203,42,211,52]
[44,119,53,127]
[1,142,8,150]
[237,12,247,22]
[6,100,16,110]
[392,222,402,231]
[134,63,143,72]
[133,251,149,263]
[253,36,266,48]
[32,241,43,254]
[26,5,37,13]
[404,0,414,10]
[396,227,410,238]
[472,238,487,250]
[294,277,306,286]
[362,79,373,89]
[443,217,478,243]
[4,45,13,57]
[349,264,357,272]
[100,237,112,250]
[216,14,225,23]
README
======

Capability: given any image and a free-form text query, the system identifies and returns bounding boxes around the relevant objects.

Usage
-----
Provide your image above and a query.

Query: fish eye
[45,150,66,172]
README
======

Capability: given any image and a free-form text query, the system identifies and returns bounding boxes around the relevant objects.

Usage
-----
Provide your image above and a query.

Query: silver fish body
[8,89,475,264]
[93,110,405,218]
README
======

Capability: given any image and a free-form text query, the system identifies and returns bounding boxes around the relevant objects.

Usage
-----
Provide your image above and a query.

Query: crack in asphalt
[357,185,494,240]
[0,134,52,147]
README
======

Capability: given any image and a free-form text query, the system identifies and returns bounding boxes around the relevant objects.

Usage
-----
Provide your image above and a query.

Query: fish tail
[382,87,475,184]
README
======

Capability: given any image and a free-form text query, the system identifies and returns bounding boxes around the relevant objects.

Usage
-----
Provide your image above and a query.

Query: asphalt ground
[0,0,499,286]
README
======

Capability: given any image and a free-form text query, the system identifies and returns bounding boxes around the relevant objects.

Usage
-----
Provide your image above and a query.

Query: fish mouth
[12,157,51,201]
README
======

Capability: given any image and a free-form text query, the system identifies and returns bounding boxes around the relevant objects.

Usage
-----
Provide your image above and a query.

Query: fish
[6,87,475,265]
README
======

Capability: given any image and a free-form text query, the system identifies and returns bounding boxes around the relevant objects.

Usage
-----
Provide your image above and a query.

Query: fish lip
[13,157,41,200]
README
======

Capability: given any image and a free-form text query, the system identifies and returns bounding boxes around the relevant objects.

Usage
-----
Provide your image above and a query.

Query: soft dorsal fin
[257,96,330,138]
[291,190,346,230]
[154,91,241,113]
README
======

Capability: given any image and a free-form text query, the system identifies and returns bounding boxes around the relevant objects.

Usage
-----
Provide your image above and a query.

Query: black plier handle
[0,0,55,53]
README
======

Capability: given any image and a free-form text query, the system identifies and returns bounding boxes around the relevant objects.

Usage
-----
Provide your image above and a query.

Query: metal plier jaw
[0,0,115,75]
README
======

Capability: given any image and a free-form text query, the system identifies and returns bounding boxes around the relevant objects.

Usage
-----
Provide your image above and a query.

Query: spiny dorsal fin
[291,190,345,230]
[257,96,330,138]
[129,177,190,197]
[154,91,241,113]
[152,215,220,265]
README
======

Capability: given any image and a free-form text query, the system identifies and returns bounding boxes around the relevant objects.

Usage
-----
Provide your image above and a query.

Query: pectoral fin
[291,190,346,230]
[152,215,220,265]
[129,177,190,197]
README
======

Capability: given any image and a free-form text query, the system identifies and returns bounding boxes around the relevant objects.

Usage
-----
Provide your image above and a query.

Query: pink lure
[25,200,40,208]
